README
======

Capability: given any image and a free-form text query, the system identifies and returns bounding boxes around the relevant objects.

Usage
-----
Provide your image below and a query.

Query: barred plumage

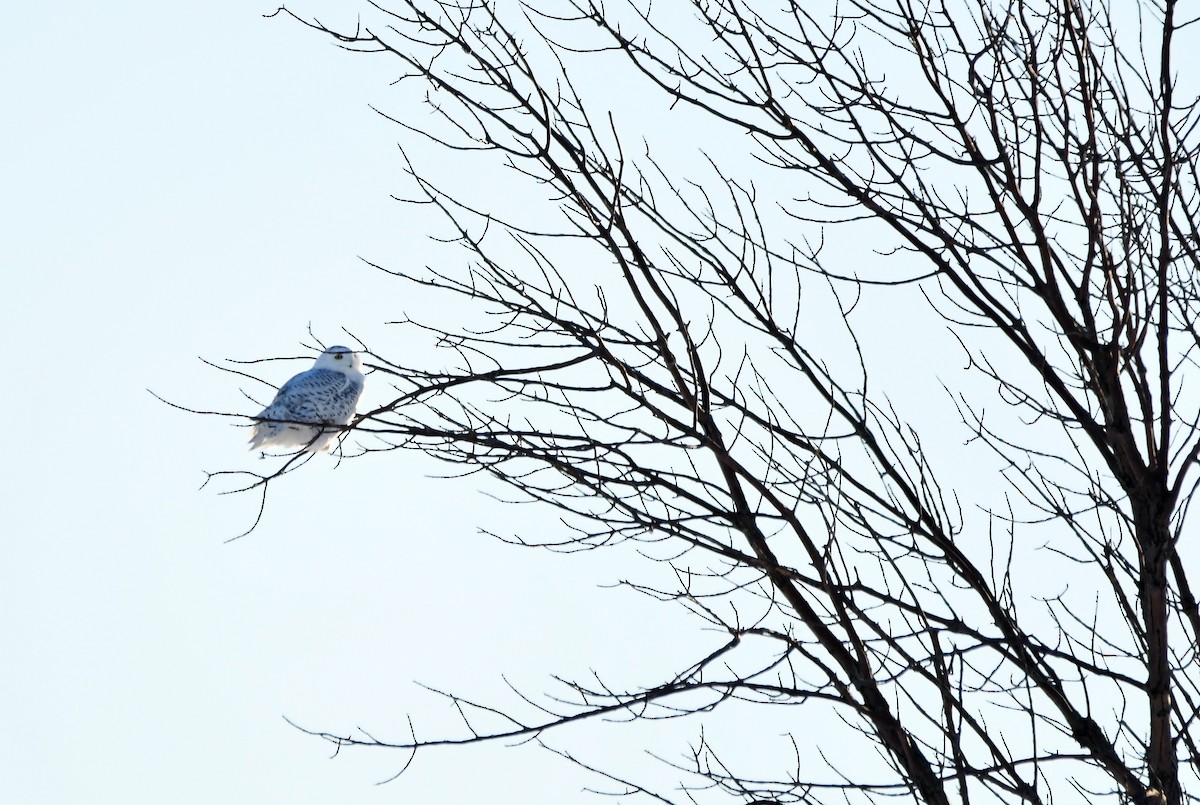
[248,346,365,453]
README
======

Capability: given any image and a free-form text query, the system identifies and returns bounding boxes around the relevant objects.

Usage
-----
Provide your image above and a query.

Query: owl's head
[316,345,364,373]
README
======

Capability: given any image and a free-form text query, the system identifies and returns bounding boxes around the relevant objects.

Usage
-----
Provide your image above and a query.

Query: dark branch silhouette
[199,1,1200,802]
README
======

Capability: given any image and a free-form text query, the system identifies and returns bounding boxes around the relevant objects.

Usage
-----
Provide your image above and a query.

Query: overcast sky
[0,2,707,802]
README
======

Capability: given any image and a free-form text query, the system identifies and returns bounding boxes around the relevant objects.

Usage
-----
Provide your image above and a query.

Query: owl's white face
[316,345,364,373]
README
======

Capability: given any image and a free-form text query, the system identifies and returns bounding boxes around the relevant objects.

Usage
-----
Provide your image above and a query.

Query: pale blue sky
[1,2,709,802]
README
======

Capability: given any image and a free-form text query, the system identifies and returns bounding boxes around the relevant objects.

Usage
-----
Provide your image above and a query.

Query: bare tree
[230,1,1200,802]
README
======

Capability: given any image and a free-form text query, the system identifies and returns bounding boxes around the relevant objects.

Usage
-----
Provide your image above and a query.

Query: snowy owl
[248,346,365,454]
